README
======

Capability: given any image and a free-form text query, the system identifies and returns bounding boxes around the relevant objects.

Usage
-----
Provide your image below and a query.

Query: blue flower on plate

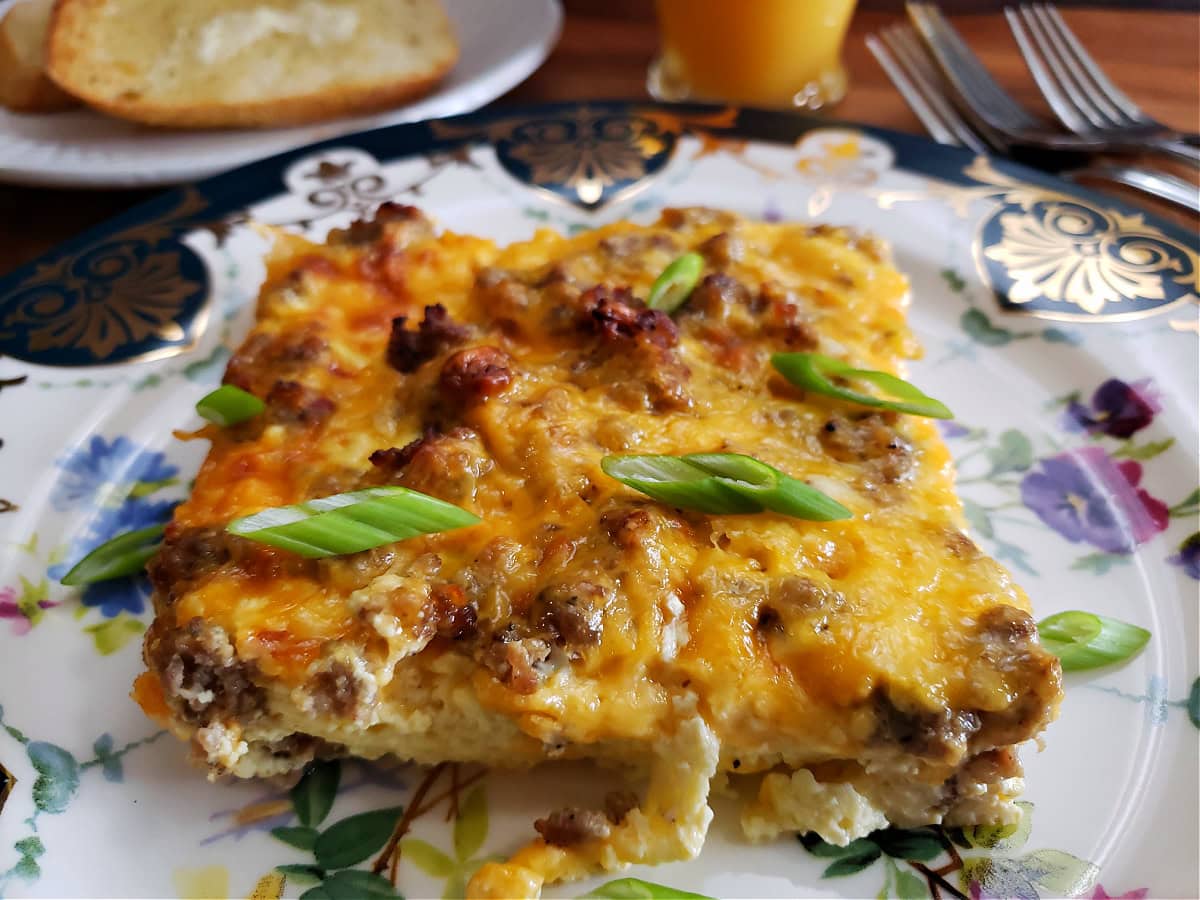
[89,497,178,545]
[52,435,177,512]
[1167,532,1200,581]
[1020,446,1168,554]
[75,577,153,618]
[1062,378,1161,439]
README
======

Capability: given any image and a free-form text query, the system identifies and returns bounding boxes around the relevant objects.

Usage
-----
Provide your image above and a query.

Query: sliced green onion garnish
[1037,611,1150,671]
[646,252,704,312]
[196,384,264,426]
[601,452,851,521]
[59,524,164,586]
[226,487,480,558]
[771,352,953,419]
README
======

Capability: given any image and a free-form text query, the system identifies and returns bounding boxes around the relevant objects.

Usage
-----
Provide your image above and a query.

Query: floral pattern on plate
[0,103,1196,899]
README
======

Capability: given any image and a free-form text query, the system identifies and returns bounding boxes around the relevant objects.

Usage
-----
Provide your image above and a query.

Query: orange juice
[651,0,857,109]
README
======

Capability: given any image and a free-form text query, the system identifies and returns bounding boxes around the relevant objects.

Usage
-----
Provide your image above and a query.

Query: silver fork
[907,1,1200,167]
[867,24,1200,213]
[1005,3,1200,167]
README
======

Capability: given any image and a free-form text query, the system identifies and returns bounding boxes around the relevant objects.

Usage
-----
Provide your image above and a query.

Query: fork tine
[867,34,964,149]
[883,26,991,153]
[1004,8,1089,132]
[1008,5,1106,131]
[1023,5,1114,129]
[1038,4,1146,126]
[907,2,1038,133]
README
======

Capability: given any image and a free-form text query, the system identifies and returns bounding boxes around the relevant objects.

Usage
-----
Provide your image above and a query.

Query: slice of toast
[0,0,80,112]
[45,0,458,128]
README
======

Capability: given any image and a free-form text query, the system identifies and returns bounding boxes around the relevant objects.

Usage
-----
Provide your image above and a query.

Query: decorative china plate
[0,102,1196,900]
[0,0,562,188]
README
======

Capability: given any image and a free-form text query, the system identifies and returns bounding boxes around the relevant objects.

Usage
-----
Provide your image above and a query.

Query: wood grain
[1,8,1196,278]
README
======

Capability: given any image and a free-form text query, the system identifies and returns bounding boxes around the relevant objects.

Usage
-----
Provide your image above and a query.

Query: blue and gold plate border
[0,101,1196,368]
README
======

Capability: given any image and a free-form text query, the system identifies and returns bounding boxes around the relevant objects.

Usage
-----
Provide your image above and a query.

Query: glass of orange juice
[648,0,858,110]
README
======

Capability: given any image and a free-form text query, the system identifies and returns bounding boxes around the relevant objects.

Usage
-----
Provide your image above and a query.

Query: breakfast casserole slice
[133,205,1062,897]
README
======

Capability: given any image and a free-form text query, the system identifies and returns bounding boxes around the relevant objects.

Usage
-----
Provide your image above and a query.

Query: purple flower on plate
[1020,446,1169,553]
[938,420,970,439]
[0,585,23,635]
[1167,532,1200,580]
[0,584,59,636]
[1062,378,1161,439]
[1091,886,1149,900]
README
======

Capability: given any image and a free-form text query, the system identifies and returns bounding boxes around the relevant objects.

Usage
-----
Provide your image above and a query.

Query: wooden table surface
[1,8,1196,278]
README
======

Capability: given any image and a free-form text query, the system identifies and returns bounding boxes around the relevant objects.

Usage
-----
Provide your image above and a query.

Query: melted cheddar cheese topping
[140,207,1061,895]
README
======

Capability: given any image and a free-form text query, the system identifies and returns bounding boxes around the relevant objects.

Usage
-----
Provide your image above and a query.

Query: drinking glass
[648,0,858,110]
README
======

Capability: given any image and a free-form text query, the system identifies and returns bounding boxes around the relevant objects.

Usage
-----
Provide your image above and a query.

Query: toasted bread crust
[45,0,457,128]
[0,0,79,112]
[45,63,453,128]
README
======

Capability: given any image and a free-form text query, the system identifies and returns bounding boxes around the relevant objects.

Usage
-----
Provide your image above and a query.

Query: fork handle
[1063,164,1199,215]
[1010,132,1200,168]
[1147,136,1200,167]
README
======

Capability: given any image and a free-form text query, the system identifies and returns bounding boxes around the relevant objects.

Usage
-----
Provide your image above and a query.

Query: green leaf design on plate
[892,867,929,899]
[272,825,319,851]
[183,345,232,382]
[12,853,40,880]
[454,786,488,861]
[986,429,1033,476]
[822,845,883,877]
[1040,326,1082,345]
[961,309,1017,346]
[872,827,944,861]
[400,839,456,878]
[15,576,49,628]
[959,802,1032,852]
[291,760,341,828]
[945,828,974,850]
[992,538,1037,576]
[961,498,995,540]
[83,615,145,656]
[316,869,399,898]
[960,857,1041,899]
[313,806,403,870]
[958,822,1018,851]
[274,864,325,884]
[27,742,80,814]
[91,733,123,783]
[798,833,874,858]
[14,837,44,858]
[1069,552,1130,576]
[1168,488,1200,518]
[443,873,466,900]
[578,877,715,899]
[940,268,966,293]
[13,835,45,880]
[1187,677,1199,730]
[1021,848,1099,896]
[1112,438,1175,462]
